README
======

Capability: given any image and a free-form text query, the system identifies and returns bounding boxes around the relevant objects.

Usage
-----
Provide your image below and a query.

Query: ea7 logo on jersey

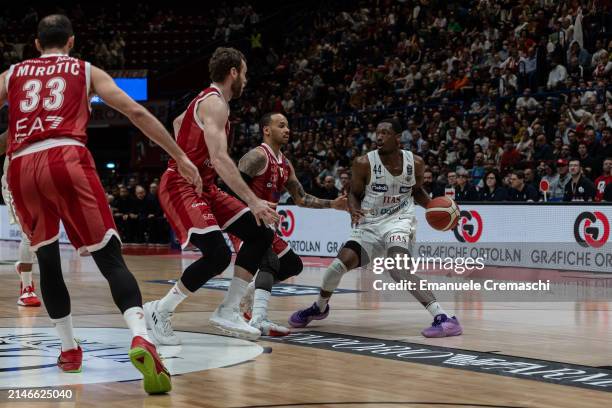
[372,184,388,192]
[14,116,64,141]
[399,186,412,194]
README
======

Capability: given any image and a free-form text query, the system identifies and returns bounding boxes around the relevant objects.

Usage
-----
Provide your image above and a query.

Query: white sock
[20,271,33,287]
[316,295,330,311]
[221,277,249,309]
[246,279,256,296]
[251,289,271,322]
[158,282,188,313]
[50,315,78,352]
[426,301,448,318]
[123,307,151,341]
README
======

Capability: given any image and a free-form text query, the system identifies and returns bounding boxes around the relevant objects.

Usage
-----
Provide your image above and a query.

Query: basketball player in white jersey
[0,133,41,307]
[289,118,463,337]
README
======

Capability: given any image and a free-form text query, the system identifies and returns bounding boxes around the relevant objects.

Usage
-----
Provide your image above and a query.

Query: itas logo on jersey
[383,196,402,204]
[372,184,389,192]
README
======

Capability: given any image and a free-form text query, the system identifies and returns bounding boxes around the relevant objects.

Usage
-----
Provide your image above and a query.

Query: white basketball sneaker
[250,317,290,337]
[239,281,256,321]
[210,305,261,340]
[143,300,181,346]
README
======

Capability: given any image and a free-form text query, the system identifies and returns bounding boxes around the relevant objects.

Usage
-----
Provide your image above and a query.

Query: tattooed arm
[285,161,347,210]
[237,148,268,181]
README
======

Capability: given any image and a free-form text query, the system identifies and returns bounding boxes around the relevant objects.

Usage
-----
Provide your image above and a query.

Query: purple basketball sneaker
[421,314,463,338]
[288,302,330,328]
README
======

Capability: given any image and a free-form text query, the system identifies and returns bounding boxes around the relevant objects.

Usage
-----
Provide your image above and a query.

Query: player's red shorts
[159,168,249,248]
[229,231,289,257]
[8,145,119,254]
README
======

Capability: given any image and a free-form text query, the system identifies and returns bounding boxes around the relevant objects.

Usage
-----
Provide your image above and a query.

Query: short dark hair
[379,118,402,134]
[260,112,283,131]
[512,170,525,180]
[209,47,246,82]
[37,15,73,49]
[484,170,501,186]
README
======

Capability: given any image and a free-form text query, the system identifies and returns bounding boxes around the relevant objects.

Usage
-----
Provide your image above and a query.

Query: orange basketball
[426,196,460,231]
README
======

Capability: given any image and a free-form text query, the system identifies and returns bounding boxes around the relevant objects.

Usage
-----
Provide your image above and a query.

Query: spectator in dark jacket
[480,170,507,201]
[423,170,444,198]
[533,134,554,162]
[564,160,596,202]
[507,170,540,201]
[113,186,138,242]
[145,182,169,244]
[454,168,479,202]
[604,182,612,202]
[317,175,340,200]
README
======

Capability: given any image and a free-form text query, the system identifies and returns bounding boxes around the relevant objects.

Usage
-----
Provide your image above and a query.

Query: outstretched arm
[91,66,201,193]
[284,161,347,210]
[200,97,278,225]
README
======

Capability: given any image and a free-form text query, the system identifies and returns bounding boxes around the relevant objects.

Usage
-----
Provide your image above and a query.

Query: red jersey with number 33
[248,143,291,203]
[6,54,91,156]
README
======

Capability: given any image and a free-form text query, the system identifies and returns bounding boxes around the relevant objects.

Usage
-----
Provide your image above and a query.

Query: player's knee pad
[342,240,369,268]
[91,236,142,313]
[260,247,280,275]
[181,231,232,292]
[227,212,275,247]
[255,269,275,291]
[235,227,274,275]
[321,258,348,293]
[18,233,33,264]
[276,250,303,282]
[190,231,232,267]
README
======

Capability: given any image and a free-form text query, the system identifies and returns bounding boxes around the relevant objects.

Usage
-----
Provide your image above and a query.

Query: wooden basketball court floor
[0,240,611,408]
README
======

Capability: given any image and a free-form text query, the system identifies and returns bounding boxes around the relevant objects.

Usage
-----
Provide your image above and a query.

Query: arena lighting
[105,162,116,169]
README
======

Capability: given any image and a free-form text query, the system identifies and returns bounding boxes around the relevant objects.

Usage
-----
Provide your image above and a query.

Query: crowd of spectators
[0,2,262,70]
[226,0,612,203]
[104,177,169,245]
[1,1,612,209]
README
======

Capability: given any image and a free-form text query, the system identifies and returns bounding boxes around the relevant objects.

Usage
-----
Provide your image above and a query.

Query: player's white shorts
[348,213,417,261]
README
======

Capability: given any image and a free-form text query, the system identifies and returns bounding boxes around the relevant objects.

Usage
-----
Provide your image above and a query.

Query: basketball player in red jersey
[144,47,279,345]
[0,15,202,394]
[229,112,347,336]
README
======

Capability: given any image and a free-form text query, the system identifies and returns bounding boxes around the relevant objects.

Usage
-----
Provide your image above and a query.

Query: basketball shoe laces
[22,285,36,297]
[432,314,447,326]
[158,310,174,336]
[298,304,317,319]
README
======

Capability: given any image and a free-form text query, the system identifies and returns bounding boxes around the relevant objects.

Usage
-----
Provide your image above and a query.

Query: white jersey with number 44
[361,149,416,224]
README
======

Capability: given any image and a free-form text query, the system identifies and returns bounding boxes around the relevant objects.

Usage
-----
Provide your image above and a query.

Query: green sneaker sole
[128,347,171,395]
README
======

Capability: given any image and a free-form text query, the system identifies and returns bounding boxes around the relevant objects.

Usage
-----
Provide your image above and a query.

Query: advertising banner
[272,205,612,273]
